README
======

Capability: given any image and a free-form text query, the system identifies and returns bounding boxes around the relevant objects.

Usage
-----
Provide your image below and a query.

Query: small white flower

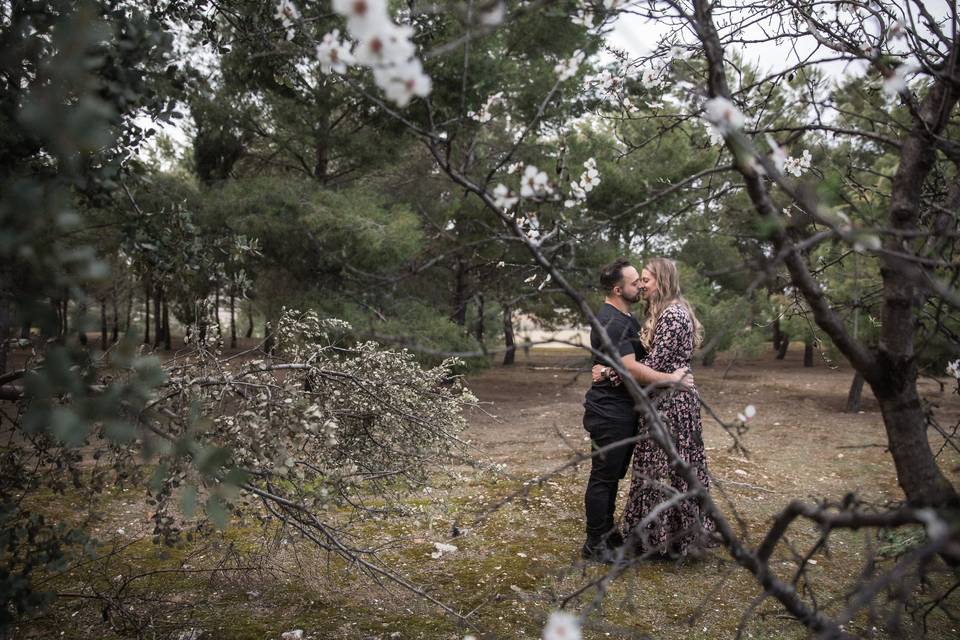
[603,0,624,10]
[702,97,745,136]
[496,261,506,268]
[744,405,756,419]
[373,59,432,107]
[571,11,594,28]
[580,169,600,192]
[883,63,916,98]
[543,610,582,640]
[355,22,416,66]
[521,165,549,198]
[524,274,537,283]
[493,184,519,211]
[555,50,585,81]
[274,0,301,40]
[946,360,960,379]
[316,30,353,74]
[639,68,661,89]
[784,149,812,177]
[506,161,522,175]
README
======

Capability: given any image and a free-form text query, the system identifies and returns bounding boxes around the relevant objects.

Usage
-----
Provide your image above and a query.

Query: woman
[592,257,715,558]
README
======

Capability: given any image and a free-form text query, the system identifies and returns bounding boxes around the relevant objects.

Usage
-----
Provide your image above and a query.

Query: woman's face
[640,268,658,301]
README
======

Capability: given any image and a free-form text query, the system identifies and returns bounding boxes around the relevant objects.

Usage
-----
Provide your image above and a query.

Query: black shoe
[581,540,612,564]
[605,530,625,549]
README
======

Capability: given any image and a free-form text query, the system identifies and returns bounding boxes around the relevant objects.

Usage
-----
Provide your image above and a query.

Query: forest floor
[9,345,960,639]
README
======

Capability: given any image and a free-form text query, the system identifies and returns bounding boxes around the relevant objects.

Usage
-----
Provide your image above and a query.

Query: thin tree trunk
[61,293,68,339]
[772,318,783,351]
[474,293,484,344]
[451,260,468,327]
[111,286,119,342]
[143,281,151,345]
[162,291,171,351]
[214,286,221,333]
[245,301,254,338]
[153,285,162,348]
[701,345,717,367]
[125,281,132,333]
[803,341,814,367]
[77,298,87,346]
[100,297,108,351]
[20,319,30,339]
[775,334,789,360]
[230,293,237,349]
[502,304,516,366]
[845,371,865,413]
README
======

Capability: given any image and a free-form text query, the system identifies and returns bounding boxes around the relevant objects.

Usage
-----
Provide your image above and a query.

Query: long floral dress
[621,303,716,556]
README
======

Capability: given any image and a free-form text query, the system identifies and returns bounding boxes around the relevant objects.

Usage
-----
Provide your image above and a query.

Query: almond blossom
[274,0,301,40]
[702,96,745,136]
[493,183,519,211]
[543,610,582,640]
[555,50,586,81]
[316,30,353,74]
[784,149,812,177]
[521,165,550,198]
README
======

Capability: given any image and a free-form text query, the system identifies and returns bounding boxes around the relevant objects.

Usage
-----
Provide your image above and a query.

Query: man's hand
[591,364,622,386]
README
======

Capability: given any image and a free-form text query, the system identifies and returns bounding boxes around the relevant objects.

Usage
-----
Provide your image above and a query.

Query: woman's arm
[591,354,690,385]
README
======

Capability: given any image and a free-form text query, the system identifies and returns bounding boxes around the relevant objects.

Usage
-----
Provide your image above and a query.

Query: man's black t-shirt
[583,303,646,424]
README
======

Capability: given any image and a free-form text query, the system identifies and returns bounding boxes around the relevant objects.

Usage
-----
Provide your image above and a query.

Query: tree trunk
[162,291,171,351]
[143,281,151,345]
[874,379,959,507]
[111,287,119,342]
[230,293,237,349]
[214,287,221,333]
[803,341,814,367]
[153,285,162,349]
[77,298,87,345]
[61,293,68,339]
[701,345,717,367]
[772,318,783,351]
[502,304,516,366]
[20,319,30,339]
[474,293,484,344]
[845,371,865,413]
[775,334,789,360]
[245,301,254,339]
[100,297,108,351]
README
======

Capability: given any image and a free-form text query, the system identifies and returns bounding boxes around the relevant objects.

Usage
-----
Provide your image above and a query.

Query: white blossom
[493,183,519,211]
[555,50,585,81]
[373,59,432,107]
[702,97,745,136]
[744,405,756,419]
[946,360,960,379]
[316,30,353,74]
[784,149,812,177]
[603,0,624,10]
[883,63,916,98]
[639,67,661,89]
[479,2,506,26]
[543,610,582,640]
[521,165,550,198]
[571,11,594,28]
[274,0,300,40]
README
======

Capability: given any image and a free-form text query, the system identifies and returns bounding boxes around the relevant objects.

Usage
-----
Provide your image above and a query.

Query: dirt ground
[8,344,960,639]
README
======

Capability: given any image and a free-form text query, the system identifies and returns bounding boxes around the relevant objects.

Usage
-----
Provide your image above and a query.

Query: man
[581,258,687,562]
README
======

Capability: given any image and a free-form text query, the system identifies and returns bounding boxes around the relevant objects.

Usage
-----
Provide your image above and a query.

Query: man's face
[615,266,642,304]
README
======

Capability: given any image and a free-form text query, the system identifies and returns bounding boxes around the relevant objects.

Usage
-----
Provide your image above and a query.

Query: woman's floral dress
[621,303,716,556]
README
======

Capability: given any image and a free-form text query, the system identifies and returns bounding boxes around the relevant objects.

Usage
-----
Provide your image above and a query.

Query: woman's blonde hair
[640,257,703,350]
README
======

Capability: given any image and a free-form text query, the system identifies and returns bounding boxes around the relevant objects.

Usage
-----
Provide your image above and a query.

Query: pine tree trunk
[153,285,162,348]
[100,297,108,351]
[772,318,782,351]
[111,287,119,342]
[775,334,789,360]
[245,300,254,338]
[143,281,151,345]
[451,260,468,327]
[803,341,814,367]
[230,293,237,349]
[162,291,171,351]
[214,287,221,333]
[77,298,87,345]
[845,371,865,413]
[61,293,68,339]
[701,345,717,367]
[475,293,484,344]
[502,304,516,366]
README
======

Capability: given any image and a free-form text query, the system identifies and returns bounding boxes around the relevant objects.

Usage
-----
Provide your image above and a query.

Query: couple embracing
[581,257,716,563]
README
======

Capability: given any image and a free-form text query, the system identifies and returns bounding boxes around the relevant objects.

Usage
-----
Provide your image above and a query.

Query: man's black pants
[583,412,637,542]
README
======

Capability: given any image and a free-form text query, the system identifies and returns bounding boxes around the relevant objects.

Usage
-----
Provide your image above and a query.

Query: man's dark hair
[599,257,632,293]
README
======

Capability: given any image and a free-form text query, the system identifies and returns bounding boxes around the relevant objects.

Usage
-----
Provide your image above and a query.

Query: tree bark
[772,318,783,351]
[143,281,151,345]
[111,287,119,343]
[775,334,789,360]
[474,293,484,344]
[701,345,717,367]
[230,292,237,349]
[100,297,108,351]
[245,300,254,338]
[61,293,68,339]
[803,341,814,367]
[845,371,865,413]
[153,284,162,349]
[502,304,516,366]
[77,298,87,345]
[162,290,171,351]
[214,286,221,333]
